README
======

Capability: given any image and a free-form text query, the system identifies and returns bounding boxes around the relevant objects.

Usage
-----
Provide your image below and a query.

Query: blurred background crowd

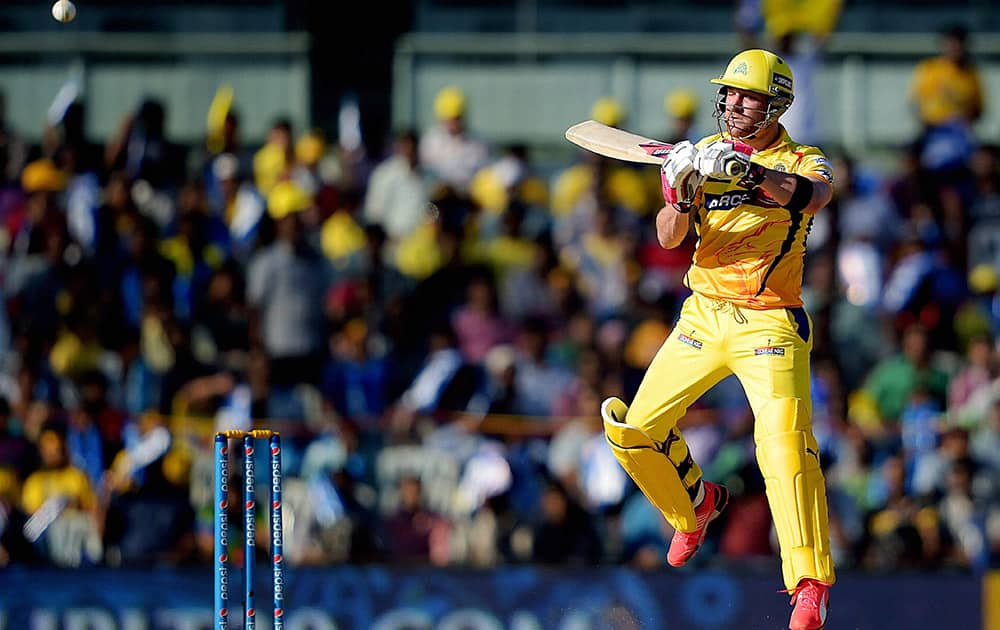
[1,0,1000,582]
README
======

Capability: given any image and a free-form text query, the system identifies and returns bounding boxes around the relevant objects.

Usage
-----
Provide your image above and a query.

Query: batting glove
[661,141,705,212]
[693,140,755,180]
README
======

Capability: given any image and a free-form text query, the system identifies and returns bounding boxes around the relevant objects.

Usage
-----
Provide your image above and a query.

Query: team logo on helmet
[734,62,749,76]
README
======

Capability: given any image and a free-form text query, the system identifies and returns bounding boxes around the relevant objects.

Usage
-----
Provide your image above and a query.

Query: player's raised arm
[655,140,703,248]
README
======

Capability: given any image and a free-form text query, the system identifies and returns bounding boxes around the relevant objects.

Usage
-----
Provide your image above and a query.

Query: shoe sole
[667,485,730,567]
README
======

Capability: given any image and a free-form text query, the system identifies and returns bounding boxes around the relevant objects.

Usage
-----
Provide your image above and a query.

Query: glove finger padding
[661,141,698,185]
[662,169,706,212]
[661,141,705,211]
[694,140,752,179]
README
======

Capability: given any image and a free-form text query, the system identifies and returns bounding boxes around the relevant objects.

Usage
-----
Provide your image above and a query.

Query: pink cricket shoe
[788,578,831,630]
[666,480,729,567]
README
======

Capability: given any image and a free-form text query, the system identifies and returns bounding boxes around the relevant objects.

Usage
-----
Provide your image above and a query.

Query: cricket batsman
[602,49,835,630]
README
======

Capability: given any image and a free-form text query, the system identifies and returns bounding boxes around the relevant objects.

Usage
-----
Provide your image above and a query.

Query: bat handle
[725,160,747,177]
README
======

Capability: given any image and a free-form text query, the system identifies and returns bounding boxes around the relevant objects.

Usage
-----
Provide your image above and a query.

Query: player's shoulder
[782,136,834,184]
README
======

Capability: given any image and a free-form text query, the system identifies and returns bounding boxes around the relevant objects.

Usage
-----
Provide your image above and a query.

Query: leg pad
[755,397,836,588]
[603,397,703,533]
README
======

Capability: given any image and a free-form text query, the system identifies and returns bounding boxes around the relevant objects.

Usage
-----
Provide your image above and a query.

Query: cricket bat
[564,119,749,176]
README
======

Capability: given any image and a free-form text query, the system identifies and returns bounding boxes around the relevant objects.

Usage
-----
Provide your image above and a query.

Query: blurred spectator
[938,456,988,568]
[383,476,449,565]
[20,429,97,525]
[531,479,601,565]
[253,118,294,196]
[106,99,186,191]
[419,87,488,193]
[511,319,574,417]
[388,325,465,434]
[0,396,39,482]
[6,209,73,345]
[913,426,973,498]
[910,25,983,173]
[863,455,942,570]
[247,182,329,386]
[160,192,226,320]
[470,144,549,221]
[363,130,429,241]
[473,200,538,283]
[862,325,949,428]
[451,274,514,364]
[662,89,699,144]
[291,129,329,195]
[320,188,367,274]
[0,90,26,186]
[101,413,193,566]
[211,152,265,261]
[719,463,773,560]
[193,263,250,366]
[499,237,561,323]
[775,28,836,146]
[560,203,629,319]
[949,334,994,410]
[322,318,391,427]
[53,102,103,178]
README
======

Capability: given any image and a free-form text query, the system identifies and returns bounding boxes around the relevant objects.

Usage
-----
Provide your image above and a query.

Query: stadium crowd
[0,32,999,577]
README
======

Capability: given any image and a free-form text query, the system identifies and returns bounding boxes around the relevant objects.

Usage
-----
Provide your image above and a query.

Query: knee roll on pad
[602,397,703,532]
[755,400,836,588]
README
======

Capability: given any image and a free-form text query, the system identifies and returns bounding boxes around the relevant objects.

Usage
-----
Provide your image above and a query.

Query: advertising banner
[0,567,982,629]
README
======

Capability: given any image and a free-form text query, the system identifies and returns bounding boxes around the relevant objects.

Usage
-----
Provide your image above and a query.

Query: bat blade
[564,120,670,165]
[565,119,753,177]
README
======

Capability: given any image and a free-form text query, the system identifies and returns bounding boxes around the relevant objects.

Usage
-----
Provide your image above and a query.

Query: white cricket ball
[52,0,77,23]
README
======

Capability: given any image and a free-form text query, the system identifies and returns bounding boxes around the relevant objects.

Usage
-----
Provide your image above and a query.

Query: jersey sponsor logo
[704,189,781,210]
[677,333,703,350]
[754,346,785,356]
[704,191,753,210]
[772,73,792,91]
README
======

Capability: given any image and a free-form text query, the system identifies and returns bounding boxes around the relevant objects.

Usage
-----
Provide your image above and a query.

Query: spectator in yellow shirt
[909,26,983,172]
[910,26,984,128]
[21,430,96,515]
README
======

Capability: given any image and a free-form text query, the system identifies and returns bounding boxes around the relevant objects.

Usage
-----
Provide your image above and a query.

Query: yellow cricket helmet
[710,49,794,133]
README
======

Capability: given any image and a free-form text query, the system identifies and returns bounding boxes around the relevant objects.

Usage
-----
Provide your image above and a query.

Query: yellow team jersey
[21,466,97,514]
[685,128,834,309]
[910,57,983,126]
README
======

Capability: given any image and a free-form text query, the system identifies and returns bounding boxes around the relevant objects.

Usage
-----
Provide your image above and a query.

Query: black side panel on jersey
[754,208,805,297]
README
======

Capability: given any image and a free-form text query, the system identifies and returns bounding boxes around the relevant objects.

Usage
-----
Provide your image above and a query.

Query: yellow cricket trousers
[622,291,835,589]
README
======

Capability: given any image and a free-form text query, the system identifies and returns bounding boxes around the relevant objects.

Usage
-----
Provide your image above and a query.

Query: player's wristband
[737,162,767,190]
[784,175,815,213]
